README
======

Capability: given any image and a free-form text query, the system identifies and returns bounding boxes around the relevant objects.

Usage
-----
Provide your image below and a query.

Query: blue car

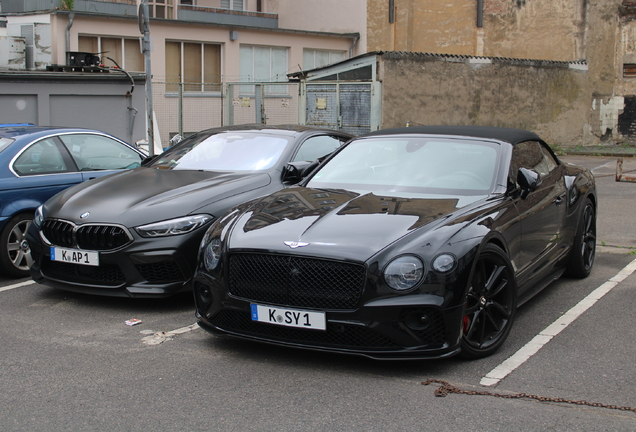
[0,125,146,277]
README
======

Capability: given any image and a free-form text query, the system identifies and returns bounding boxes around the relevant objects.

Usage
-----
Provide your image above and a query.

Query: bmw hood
[229,187,487,261]
[43,168,272,226]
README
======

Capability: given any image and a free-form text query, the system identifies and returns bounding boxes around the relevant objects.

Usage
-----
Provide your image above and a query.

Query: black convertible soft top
[362,125,543,145]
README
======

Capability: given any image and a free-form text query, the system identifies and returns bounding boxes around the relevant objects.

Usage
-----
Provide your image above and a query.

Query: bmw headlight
[432,253,457,273]
[204,238,222,271]
[135,214,213,238]
[384,255,424,291]
[34,205,44,227]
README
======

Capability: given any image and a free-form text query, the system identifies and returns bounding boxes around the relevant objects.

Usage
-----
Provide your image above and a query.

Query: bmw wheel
[460,243,517,359]
[0,213,34,278]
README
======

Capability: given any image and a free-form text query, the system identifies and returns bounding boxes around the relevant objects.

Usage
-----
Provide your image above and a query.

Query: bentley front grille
[228,253,366,310]
[42,219,132,251]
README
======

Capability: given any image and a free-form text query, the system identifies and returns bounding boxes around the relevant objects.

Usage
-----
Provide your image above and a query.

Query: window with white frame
[78,36,144,71]
[165,41,222,92]
[303,49,346,70]
[239,45,288,94]
[148,0,174,19]
[221,0,244,10]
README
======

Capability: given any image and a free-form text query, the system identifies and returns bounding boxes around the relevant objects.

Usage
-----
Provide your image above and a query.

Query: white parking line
[0,280,36,293]
[480,257,636,387]
[591,160,616,174]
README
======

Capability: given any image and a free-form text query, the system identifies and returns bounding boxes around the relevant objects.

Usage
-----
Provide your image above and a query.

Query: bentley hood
[228,187,487,261]
[43,168,272,226]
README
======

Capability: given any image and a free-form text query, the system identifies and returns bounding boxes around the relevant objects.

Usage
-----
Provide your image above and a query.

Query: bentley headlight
[34,205,44,227]
[432,253,456,273]
[384,255,424,291]
[135,214,213,238]
[204,238,222,271]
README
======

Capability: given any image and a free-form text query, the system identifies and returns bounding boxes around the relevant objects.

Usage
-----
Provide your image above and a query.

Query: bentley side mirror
[517,167,540,199]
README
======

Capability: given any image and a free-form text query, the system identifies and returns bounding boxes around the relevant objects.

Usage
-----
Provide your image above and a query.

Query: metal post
[255,84,264,124]
[178,82,183,138]
[139,0,154,155]
[616,158,636,182]
[226,83,234,126]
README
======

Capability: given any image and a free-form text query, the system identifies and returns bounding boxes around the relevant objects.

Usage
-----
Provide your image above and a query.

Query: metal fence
[151,80,374,148]
[151,81,301,147]
[304,82,373,136]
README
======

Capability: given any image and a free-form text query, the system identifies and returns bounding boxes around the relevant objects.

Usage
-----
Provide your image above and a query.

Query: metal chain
[422,379,636,414]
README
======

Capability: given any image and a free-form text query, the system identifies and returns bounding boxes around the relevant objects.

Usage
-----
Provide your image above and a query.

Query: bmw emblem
[80,212,90,219]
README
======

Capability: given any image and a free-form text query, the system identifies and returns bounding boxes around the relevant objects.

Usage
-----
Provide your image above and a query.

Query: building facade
[365,0,636,145]
[0,0,366,145]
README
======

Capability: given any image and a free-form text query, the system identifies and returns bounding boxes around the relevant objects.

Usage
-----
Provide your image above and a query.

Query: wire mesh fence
[151,81,301,148]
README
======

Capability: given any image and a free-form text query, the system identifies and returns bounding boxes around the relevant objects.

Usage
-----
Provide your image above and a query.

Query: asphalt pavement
[1,153,636,431]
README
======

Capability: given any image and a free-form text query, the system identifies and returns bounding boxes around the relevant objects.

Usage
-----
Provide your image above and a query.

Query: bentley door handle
[554,193,566,206]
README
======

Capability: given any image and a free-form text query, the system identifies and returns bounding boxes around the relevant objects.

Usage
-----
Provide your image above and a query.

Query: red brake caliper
[463,314,470,334]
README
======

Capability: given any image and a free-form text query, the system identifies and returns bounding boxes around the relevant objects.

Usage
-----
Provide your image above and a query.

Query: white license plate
[50,247,99,266]
[251,304,326,331]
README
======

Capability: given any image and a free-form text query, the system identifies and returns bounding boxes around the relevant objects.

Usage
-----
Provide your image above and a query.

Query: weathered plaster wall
[367,0,636,145]
[378,53,590,146]
[482,0,586,61]
[368,0,586,60]
[368,0,475,54]
[613,2,636,140]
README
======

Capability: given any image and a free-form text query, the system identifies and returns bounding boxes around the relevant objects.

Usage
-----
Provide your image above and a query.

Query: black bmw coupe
[193,125,597,360]
[26,125,352,297]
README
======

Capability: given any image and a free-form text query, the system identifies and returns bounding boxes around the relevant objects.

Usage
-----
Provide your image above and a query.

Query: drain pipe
[349,34,360,58]
[477,0,483,27]
[65,13,75,65]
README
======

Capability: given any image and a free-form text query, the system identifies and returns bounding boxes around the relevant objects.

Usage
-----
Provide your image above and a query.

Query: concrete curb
[597,245,635,254]
[559,148,636,157]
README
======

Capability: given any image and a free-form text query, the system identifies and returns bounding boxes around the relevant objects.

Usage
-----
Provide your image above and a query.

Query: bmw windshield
[151,131,290,172]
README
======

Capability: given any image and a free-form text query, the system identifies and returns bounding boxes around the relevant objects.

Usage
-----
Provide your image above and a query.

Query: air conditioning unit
[0,36,26,70]
[66,51,101,67]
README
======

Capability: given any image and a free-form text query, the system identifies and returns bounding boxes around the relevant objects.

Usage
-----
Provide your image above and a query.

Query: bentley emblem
[80,212,90,219]
[284,241,309,249]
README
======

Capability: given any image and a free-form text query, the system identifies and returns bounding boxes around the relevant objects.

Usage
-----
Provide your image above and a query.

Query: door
[510,141,567,276]
[305,82,373,135]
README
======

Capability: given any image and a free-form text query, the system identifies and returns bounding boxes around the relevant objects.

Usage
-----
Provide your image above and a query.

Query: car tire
[566,198,596,279]
[459,243,517,359]
[0,212,34,278]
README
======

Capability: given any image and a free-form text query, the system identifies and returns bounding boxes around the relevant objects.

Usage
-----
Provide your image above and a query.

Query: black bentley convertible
[193,126,596,359]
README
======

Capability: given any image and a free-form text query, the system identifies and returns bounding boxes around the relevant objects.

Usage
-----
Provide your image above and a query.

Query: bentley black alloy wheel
[460,243,517,359]
[566,198,596,278]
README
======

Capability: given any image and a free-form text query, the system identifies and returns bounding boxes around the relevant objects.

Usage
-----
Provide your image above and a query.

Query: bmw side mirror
[141,156,156,166]
[283,160,318,183]
[517,167,540,199]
